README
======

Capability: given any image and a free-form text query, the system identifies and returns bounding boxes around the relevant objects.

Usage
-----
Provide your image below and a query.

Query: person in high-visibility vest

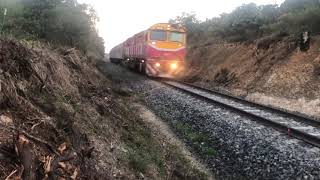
[299,31,311,52]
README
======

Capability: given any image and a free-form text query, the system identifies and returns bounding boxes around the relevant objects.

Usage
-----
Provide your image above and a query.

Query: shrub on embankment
[0,0,104,59]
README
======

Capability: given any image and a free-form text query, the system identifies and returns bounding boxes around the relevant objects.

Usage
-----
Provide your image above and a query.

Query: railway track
[161,80,320,148]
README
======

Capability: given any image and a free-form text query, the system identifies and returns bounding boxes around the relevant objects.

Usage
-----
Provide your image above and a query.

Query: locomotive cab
[144,23,187,77]
[110,23,187,78]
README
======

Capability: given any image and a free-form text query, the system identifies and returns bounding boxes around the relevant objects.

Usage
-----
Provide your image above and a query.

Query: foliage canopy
[170,0,320,44]
[0,0,104,57]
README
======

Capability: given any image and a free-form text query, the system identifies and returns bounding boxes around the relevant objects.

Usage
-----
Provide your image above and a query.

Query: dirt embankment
[0,40,209,179]
[183,36,320,118]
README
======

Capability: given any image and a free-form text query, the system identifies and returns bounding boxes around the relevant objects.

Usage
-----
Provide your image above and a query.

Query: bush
[278,6,320,35]
[256,32,288,49]
[214,68,237,86]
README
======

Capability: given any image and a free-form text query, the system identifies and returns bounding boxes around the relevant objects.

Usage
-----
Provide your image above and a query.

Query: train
[109,23,187,78]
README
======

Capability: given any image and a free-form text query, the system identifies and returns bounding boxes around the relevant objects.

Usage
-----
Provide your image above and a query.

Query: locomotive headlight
[155,63,161,67]
[171,63,178,69]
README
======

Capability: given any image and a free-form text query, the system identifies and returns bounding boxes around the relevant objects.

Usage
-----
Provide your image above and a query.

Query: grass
[128,148,154,173]
[126,134,165,175]
[204,147,217,156]
[117,103,210,179]
[174,121,217,157]
[121,111,166,176]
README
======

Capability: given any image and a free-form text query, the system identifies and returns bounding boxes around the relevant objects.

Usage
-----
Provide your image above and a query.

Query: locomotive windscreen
[168,32,185,43]
[150,30,166,41]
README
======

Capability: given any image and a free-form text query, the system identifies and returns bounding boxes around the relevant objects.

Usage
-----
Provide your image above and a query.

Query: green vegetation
[118,103,209,179]
[174,121,216,157]
[170,0,320,44]
[0,0,104,58]
[124,122,209,179]
[124,121,166,175]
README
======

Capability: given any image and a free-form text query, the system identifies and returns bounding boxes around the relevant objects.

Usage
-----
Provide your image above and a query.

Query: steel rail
[180,81,320,126]
[160,80,320,148]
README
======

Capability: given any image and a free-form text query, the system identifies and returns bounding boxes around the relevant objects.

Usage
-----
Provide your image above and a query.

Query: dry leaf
[58,162,67,169]
[58,142,67,154]
[44,156,53,174]
[0,115,13,125]
[18,135,29,145]
[71,168,79,180]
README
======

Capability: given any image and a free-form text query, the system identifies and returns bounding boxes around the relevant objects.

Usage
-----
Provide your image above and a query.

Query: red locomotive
[110,23,187,77]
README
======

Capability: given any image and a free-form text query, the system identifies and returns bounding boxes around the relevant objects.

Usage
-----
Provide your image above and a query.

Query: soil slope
[0,39,208,179]
[183,36,320,118]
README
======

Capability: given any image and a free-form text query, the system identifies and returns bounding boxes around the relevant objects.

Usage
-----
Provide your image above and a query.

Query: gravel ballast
[99,61,320,180]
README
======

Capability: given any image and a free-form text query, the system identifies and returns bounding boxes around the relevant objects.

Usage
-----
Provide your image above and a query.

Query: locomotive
[109,23,186,77]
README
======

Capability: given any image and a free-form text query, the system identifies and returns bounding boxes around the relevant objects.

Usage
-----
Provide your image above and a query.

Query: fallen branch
[0,125,59,155]
[64,48,76,56]
[5,169,17,180]
[15,134,36,180]
[31,121,44,131]
[19,130,59,155]
[46,153,76,179]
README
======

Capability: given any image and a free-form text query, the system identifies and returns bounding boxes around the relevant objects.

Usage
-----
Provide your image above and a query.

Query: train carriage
[109,44,123,64]
[110,23,187,78]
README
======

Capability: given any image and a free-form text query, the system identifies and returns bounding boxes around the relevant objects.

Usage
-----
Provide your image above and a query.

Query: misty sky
[78,0,285,52]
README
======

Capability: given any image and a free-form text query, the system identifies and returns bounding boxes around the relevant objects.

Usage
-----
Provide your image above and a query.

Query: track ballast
[161,80,320,148]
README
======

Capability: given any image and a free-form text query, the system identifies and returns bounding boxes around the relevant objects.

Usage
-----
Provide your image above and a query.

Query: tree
[0,0,105,58]
[171,0,320,44]
[22,0,61,38]
[281,0,320,12]
[169,12,201,42]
